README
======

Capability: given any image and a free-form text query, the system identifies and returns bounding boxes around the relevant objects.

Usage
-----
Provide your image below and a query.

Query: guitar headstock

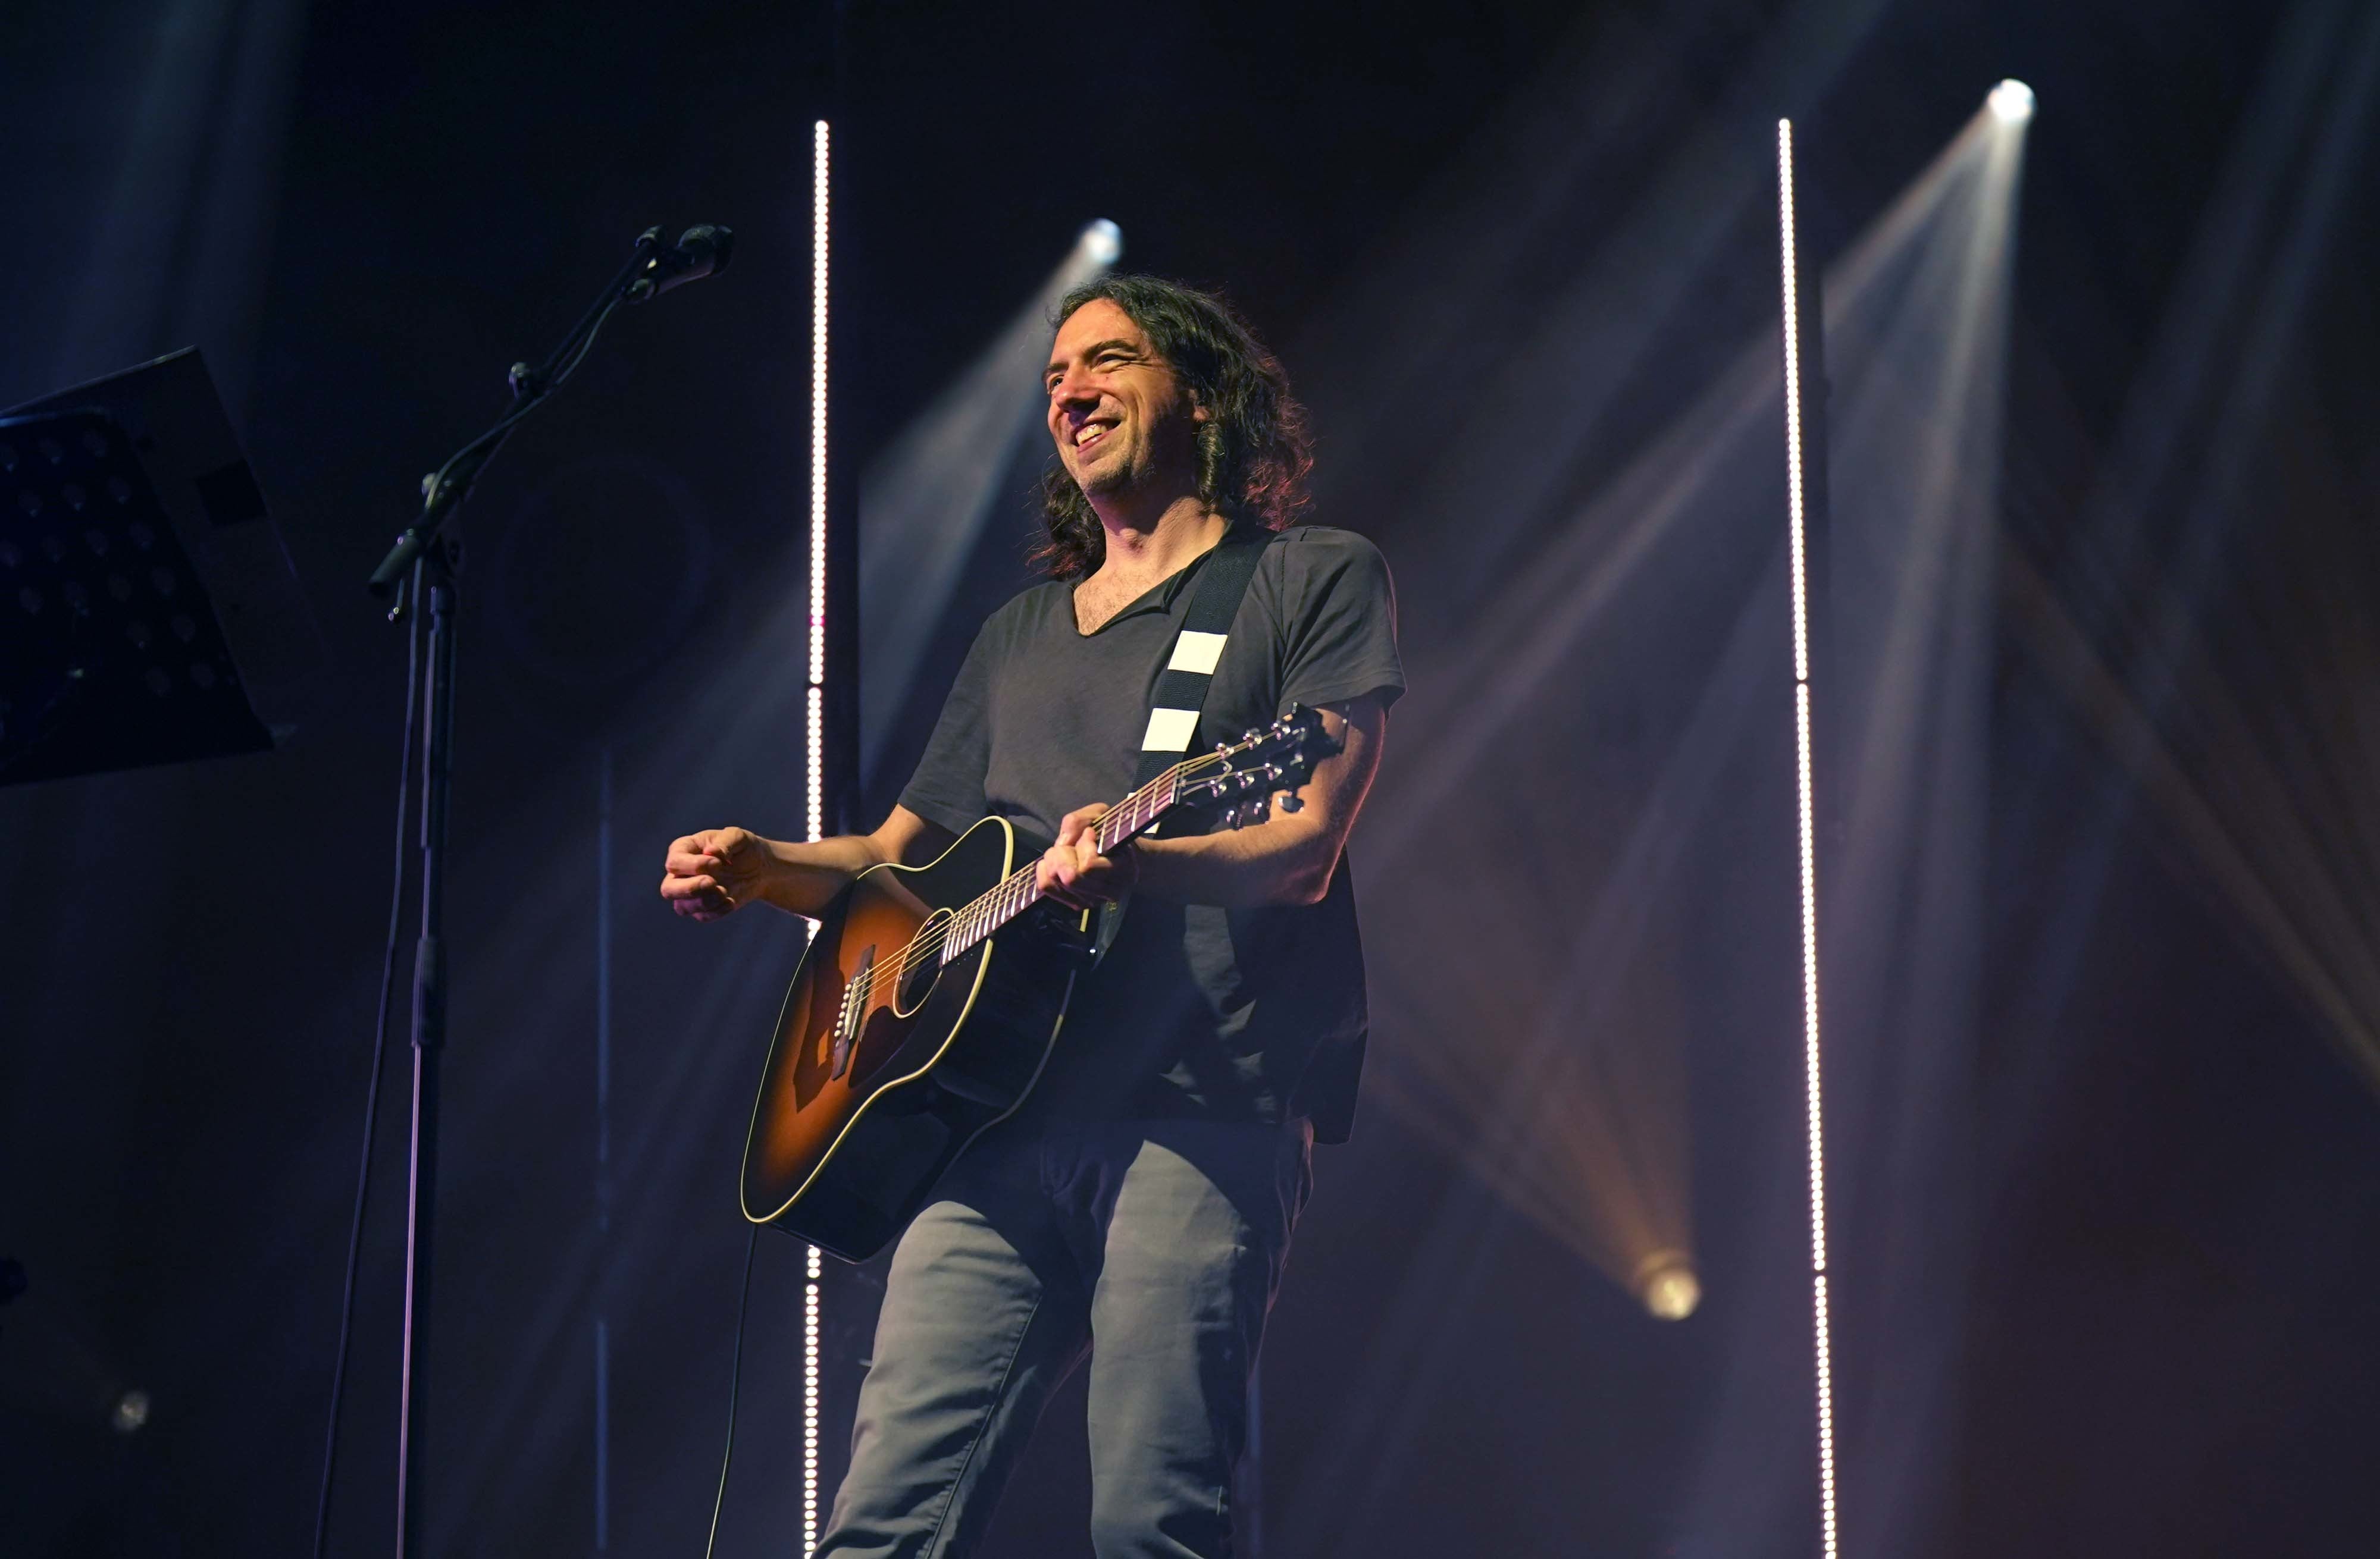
[1176,704,1338,829]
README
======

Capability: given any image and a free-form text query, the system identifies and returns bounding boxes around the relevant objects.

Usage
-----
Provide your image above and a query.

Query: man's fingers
[1056,803,1109,847]
[662,827,752,921]
[1037,851,1083,908]
[1039,841,1123,910]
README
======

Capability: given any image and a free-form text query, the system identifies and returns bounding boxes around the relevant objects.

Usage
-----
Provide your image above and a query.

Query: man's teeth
[1077,424,1109,447]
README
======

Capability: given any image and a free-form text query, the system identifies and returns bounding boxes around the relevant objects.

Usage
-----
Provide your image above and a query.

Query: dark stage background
[5,2,2379,1557]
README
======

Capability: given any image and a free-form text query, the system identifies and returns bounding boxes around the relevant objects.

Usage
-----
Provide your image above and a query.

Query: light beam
[856,219,1121,783]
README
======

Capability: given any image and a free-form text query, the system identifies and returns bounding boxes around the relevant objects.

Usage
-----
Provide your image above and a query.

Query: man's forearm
[1129,814,1340,908]
[756,833,897,916]
[1077,698,1383,911]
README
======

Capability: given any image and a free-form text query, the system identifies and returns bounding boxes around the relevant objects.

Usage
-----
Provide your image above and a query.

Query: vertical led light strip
[804,1242,822,1549]
[808,118,831,848]
[803,115,830,1559]
[1777,117,1839,1559]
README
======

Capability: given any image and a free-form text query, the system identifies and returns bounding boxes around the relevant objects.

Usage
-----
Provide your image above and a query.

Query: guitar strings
[854,716,1317,1000]
[843,749,1206,1005]
[841,738,1295,1006]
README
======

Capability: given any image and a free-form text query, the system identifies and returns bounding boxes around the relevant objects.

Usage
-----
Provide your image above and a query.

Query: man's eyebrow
[1044,339,1141,379]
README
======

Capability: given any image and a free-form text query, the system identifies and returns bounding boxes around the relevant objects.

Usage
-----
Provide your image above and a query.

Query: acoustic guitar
[738,706,1331,1260]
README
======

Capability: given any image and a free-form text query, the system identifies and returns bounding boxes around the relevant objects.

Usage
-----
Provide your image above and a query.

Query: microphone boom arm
[366,222,731,604]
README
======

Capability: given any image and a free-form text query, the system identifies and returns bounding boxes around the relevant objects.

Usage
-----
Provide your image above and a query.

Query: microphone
[626,224,735,303]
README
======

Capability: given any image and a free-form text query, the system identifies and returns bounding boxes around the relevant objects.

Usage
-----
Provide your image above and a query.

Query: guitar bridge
[831,945,875,1080]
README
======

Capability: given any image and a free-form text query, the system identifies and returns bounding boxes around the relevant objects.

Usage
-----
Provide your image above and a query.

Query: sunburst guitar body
[737,707,1331,1261]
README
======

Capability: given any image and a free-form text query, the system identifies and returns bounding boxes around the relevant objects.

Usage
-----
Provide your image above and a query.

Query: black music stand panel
[1,349,321,788]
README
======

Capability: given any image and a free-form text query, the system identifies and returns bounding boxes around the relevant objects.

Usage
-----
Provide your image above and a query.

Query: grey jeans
[817,1115,1315,1559]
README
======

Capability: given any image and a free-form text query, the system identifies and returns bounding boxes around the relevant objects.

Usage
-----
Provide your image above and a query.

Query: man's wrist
[753,835,804,911]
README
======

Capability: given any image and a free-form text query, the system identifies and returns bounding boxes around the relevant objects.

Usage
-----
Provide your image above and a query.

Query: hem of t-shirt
[1279,672,1407,714]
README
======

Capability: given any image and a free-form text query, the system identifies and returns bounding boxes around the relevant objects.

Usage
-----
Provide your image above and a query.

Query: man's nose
[1051,366,1098,407]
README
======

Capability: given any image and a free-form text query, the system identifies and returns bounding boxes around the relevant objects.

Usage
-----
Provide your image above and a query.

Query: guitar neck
[935,766,1183,967]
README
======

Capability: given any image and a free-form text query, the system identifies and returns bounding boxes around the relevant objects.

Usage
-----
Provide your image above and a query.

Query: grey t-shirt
[897,522,1404,1143]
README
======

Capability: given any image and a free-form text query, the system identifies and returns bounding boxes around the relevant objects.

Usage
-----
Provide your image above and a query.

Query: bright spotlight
[112,1389,151,1433]
[1634,1250,1702,1321]
[1082,218,1123,266]
[1987,79,2035,124]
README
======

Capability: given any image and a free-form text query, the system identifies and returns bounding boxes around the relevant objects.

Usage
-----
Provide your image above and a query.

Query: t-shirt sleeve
[897,618,997,836]
[1276,529,1406,714]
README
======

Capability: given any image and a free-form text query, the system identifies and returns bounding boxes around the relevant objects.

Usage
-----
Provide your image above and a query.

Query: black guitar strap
[1092,523,1277,961]
[1133,525,1276,789]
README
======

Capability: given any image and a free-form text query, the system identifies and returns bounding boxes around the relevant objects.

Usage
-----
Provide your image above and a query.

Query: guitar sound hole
[899,955,938,1014]
[892,907,956,1017]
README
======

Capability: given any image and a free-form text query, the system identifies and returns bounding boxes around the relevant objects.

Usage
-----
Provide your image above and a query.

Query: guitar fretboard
[936,765,1183,967]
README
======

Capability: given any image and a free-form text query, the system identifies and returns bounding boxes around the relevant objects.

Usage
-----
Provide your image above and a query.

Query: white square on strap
[1166,629,1229,675]
[1141,707,1201,752]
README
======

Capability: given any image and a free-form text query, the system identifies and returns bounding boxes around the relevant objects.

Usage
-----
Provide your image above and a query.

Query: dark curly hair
[1034,275,1313,580]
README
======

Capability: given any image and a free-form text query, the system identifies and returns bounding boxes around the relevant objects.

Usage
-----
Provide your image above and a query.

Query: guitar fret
[948,772,1202,973]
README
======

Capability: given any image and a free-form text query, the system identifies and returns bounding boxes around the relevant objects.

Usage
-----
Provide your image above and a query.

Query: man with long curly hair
[660,275,1402,1557]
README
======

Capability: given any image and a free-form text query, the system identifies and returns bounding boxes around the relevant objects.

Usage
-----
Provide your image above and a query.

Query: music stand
[1,348,321,788]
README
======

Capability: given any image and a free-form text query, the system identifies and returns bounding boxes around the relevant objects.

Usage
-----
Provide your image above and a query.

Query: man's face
[1044,298,1205,505]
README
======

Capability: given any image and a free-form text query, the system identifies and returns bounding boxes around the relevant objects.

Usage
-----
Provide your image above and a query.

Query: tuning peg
[1279,795,1303,813]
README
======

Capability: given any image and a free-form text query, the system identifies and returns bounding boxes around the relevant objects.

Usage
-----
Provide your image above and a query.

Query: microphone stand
[364,224,679,1559]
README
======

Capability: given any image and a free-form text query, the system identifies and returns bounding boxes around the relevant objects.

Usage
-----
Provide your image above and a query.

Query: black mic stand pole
[365,225,677,1559]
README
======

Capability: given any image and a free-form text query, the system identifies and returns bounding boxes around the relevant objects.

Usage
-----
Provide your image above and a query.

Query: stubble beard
[1072,438,1144,504]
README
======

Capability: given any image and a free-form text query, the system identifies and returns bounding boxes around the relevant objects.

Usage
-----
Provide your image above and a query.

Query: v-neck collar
[1069,519,1260,637]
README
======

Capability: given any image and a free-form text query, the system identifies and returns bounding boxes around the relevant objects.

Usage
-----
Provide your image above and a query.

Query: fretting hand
[1035,803,1139,911]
